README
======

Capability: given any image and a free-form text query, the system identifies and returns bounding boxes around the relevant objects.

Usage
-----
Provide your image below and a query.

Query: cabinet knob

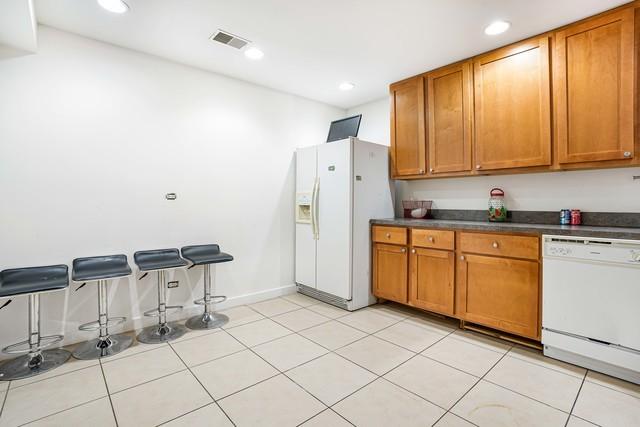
[492,241,499,248]
[460,255,465,261]
[624,151,632,158]
[401,248,407,253]
[386,233,391,238]
[429,168,434,173]
[428,236,434,243]
[476,165,482,169]
[419,169,425,174]
[411,249,416,254]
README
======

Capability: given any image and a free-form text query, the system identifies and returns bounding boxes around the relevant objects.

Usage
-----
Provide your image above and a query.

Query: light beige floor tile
[452,380,568,427]
[101,340,168,362]
[271,308,330,332]
[299,321,367,350]
[282,293,321,307]
[220,305,265,329]
[450,330,511,353]
[249,298,301,317]
[485,355,583,412]
[162,403,233,427]
[0,365,107,427]
[171,330,245,367]
[404,314,458,335]
[169,324,220,344]
[336,336,414,375]
[301,409,352,427]
[8,356,98,389]
[102,345,185,393]
[337,309,399,334]
[287,353,376,406]
[384,355,478,408]
[566,416,598,427]
[110,370,211,427]
[434,413,476,427]
[0,383,7,393]
[573,380,640,427]
[375,320,448,352]
[366,303,415,321]
[24,397,115,427]
[585,370,640,399]
[218,374,325,427]
[508,346,586,379]
[334,379,445,427]
[306,302,350,319]
[225,318,292,347]
[252,334,328,371]
[422,336,505,377]
[191,349,278,399]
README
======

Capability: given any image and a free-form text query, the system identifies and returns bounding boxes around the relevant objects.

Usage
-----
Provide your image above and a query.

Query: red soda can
[570,209,581,225]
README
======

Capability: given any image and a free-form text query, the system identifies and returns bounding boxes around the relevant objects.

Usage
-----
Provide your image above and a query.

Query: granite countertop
[371,218,640,240]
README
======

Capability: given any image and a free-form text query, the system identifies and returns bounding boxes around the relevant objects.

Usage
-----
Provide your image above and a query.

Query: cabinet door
[457,254,540,339]
[474,37,552,170]
[427,62,473,174]
[409,248,454,315]
[390,76,426,177]
[555,9,635,164]
[373,243,408,303]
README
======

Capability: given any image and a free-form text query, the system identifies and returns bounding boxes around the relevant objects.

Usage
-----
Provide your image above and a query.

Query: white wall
[349,99,640,213]
[0,26,344,349]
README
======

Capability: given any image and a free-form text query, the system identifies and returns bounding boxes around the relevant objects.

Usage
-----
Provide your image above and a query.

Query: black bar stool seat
[71,255,133,360]
[181,244,233,330]
[0,265,71,381]
[134,248,188,344]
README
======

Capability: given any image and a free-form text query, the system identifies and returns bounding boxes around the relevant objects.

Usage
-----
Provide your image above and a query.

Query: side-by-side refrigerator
[295,137,394,310]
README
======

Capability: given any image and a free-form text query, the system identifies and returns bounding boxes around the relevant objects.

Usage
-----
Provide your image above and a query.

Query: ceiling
[34,0,629,109]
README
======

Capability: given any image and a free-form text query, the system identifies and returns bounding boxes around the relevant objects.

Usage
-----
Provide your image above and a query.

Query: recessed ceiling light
[97,0,129,14]
[484,20,510,35]
[339,82,355,91]
[244,47,264,60]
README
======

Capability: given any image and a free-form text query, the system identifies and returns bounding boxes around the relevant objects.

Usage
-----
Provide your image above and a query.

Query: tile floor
[0,294,639,426]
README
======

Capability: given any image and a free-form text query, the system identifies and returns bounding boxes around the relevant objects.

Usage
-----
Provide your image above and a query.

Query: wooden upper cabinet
[474,37,552,170]
[390,76,426,177]
[373,243,408,303]
[427,61,473,174]
[555,9,635,164]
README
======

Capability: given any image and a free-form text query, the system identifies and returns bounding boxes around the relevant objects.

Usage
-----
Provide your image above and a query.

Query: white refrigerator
[295,137,394,310]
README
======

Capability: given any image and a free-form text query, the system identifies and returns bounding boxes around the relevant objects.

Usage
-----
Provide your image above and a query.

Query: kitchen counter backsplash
[427,209,640,228]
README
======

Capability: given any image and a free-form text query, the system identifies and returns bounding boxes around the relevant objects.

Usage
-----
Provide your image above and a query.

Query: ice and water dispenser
[296,192,312,223]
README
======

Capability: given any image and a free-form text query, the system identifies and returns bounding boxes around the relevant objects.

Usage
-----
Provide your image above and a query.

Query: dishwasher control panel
[543,235,640,265]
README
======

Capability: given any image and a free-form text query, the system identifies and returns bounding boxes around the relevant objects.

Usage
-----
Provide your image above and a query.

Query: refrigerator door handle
[311,178,319,240]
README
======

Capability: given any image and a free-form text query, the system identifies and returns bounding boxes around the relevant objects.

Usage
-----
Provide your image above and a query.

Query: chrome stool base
[0,349,70,381]
[185,312,229,330]
[136,322,187,344]
[72,334,133,360]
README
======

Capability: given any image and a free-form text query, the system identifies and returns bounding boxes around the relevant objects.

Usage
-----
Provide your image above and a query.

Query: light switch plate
[167,281,179,288]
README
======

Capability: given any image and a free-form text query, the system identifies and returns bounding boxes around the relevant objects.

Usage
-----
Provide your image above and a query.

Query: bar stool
[0,265,70,381]
[181,244,233,330]
[72,255,133,360]
[134,248,188,344]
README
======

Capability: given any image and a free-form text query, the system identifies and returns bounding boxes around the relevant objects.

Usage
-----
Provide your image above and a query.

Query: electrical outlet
[167,281,179,289]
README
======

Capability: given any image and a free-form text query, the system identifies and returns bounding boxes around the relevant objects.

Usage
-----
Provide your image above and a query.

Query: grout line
[505,348,587,380]
[564,370,588,427]
[155,402,217,426]
[165,334,237,427]
[0,383,9,419]
[98,359,120,427]
[6,362,101,390]
[14,396,108,427]
[108,368,190,396]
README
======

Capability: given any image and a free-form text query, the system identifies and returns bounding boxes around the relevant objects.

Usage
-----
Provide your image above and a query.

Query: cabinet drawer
[411,229,454,250]
[372,226,407,245]
[460,232,539,260]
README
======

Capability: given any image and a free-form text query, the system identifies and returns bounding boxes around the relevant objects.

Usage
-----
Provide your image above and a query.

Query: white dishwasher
[542,235,640,384]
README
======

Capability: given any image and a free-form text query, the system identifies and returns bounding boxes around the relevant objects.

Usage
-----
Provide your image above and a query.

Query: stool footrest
[194,295,227,305]
[78,317,127,332]
[2,334,64,355]
[143,306,183,317]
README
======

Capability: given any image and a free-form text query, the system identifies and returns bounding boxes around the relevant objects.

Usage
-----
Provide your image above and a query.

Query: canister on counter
[571,209,582,225]
[560,209,571,225]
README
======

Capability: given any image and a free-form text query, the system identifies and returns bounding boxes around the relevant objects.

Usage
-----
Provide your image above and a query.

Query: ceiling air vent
[210,30,249,50]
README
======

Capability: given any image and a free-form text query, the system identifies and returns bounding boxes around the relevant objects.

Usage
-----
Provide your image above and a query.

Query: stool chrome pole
[137,270,187,344]
[72,280,132,360]
[0,294,70,381]
[185,264,229,330]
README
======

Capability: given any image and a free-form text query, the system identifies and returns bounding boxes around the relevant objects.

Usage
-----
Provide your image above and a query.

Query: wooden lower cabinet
[372,242,408,303]
[457,253,540,340]
[409,248,455,315]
